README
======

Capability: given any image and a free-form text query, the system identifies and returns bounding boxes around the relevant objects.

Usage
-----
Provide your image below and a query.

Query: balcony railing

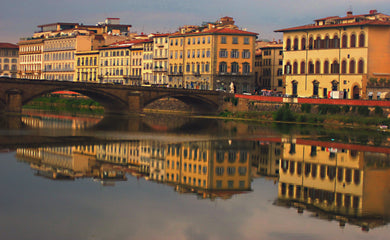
[168,72,183,76]
[153,67,168,72]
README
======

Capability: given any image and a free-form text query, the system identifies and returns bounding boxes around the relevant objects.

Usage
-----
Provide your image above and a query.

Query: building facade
[259,43,283,92]
[276,10,390,99]
[152,34,170,86]
[0,43,18,77]
[18,39,43,79]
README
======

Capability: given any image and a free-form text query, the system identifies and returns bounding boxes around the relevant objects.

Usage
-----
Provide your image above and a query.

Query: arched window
[359,33,365,47]
[315,61,321,74]
[325,36,330,48]
[219,62,227,73]
[349,59,356,73]
[333,35,339,48]
[242,62,250,74]
[324,60,329,74]
[315,36,321,49]
[293,37,299,50]
[231,62,239,73]
[286,38,291,51]
[308,61,314,74]
[331,60,339,74]
[309,37,314,49]
[358,59,364,74]
[300,61,305,74]
[350,34,356,47]
[285,62,292,74]
[301,37,306,50]
[341,60,347,74]
[342,34,348,48]
[293,61,298,74]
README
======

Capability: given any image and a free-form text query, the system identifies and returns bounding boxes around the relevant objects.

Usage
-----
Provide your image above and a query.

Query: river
[0,110,389,240]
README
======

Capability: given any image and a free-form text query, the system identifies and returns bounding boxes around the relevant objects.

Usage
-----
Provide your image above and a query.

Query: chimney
[347,11,353,16]
[369,9,378,15]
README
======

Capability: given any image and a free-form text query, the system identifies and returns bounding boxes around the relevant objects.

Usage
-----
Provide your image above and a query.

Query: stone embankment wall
[221,96,390,116]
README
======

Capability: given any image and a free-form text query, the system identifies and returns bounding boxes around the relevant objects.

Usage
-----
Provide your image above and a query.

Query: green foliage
[357,106,370,116]
[273,104,296,122]
[318,104,341,114]
[342,105,350,113]
[375,106,384,116]
[301,104,312,113]
[369,77,378,85]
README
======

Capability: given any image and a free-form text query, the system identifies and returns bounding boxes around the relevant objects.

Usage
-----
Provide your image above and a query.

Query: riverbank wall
[221,94,390,116]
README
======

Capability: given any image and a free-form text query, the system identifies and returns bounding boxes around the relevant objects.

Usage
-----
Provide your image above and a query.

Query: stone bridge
[0,77,227,114]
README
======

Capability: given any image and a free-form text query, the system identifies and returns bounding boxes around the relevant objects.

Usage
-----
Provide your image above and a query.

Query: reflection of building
[277,140,390,230]
[16,139,254,199]
[21,112,103,129]
[251,141,281,178]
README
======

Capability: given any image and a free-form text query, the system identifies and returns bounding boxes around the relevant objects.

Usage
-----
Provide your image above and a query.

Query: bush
[342,105,350,113]
[301,104,312,113]
[357,106,370,116]
[318,104,340,114]
[375,106,384,116]
[273,104,295,122]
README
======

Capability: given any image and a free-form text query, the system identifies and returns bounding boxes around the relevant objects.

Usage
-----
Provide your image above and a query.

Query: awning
[368,92,373,96]
[380,92,390,99]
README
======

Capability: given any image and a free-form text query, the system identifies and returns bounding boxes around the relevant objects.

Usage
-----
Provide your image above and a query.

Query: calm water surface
[0,111,389,240]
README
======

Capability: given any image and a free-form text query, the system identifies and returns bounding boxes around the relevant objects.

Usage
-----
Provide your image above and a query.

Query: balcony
[217,72,252,77]
[193,71,201,76]
[153,67,168,72]
[168,72,183,76]
[153,55,168,60]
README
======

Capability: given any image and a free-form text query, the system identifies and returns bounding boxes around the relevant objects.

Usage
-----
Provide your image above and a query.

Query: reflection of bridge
[0,78,226,114]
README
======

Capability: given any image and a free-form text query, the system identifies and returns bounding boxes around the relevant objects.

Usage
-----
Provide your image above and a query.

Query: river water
[0,110,389,240]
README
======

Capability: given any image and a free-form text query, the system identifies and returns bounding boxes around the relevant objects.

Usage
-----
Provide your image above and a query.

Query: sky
[1,0,390,44]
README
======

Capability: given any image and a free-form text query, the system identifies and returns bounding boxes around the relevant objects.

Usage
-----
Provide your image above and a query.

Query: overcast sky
[1,0,389,44]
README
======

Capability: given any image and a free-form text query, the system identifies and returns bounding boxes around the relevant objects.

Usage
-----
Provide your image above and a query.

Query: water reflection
[277,140,390,231]
[14,136,390,230]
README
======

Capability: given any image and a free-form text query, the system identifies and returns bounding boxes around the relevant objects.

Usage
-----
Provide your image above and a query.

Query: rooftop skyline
[1,0,390,44]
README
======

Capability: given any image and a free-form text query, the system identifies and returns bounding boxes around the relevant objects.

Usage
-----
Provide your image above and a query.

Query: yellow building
[98,44,131,84]
[75,50,99,83]
[152,34,170,86]
[275,10,390,99]
[142,39,154,85]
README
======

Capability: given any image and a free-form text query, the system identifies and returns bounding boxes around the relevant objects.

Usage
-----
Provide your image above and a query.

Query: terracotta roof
[0,42,18,49]
[202,28,258,35]
[314,16,339,21]
[37,22,78,28]
[99,39,151,50]
[151,33,171,37]
[275,19,390,32]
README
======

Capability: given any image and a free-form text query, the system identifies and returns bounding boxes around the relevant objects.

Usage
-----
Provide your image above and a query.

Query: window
[300,61,305,74]
[242,50,250,58]
[301,37,306,50]
[308,61,314,74]
[358,59,364,73]
[228,151,236,162]
[219,62,227,73]
[341,60,347,74]
[315,61,320,74]
[228,180,234,188]
[349,59,356,73]
[219,49,228,58]
[331,60,339,74]
[231,49,239,58]
[216,151,224,162]
[231,62,239,73]
[293,38,299,50]
[244,37,249,44]
[232,37,238,44]
[242,63,250,74]
[359,33,365,47]
[286,38,291,50]
[227,167,236,175]
[350,34,356,47]
[293,62,298,74]
[221,36,227,44]
[324,60,329,74]
[216,167,224,175]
